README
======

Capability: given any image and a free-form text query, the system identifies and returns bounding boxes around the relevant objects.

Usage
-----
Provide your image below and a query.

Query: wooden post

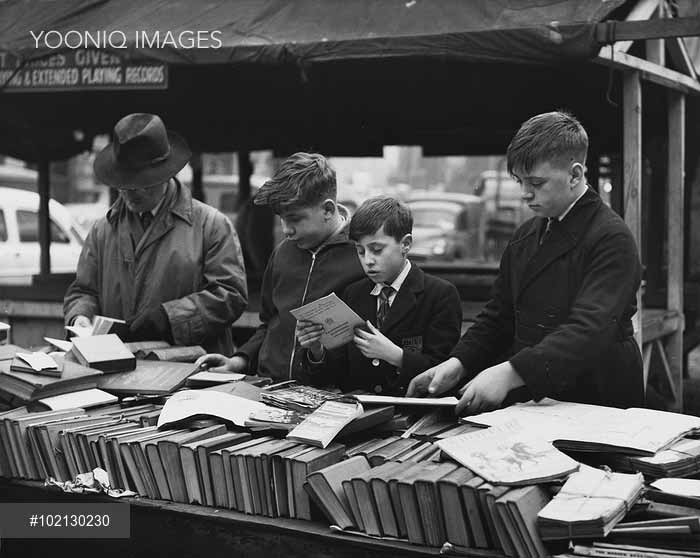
[623,71,643,352]
[190,152,204,202]
[37,158,51,277]
[667,90,685,412]
[237,150,252,209]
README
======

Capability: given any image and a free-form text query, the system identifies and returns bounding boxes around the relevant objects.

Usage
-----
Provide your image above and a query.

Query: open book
[65,315,129,339]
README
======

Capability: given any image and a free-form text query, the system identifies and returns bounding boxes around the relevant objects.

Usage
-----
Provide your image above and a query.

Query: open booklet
[290,293,365,350]
[65,315,129,339]
[462,398,700,455]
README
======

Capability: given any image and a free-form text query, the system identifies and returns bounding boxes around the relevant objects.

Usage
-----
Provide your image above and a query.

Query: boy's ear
[401,233,413,254]
[570,162,585,186]
[321,198,337,217]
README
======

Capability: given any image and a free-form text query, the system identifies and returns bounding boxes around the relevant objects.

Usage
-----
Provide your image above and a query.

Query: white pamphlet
[290,293,365,350]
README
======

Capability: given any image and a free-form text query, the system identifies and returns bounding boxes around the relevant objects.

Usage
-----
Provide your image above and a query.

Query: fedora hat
[93,113,191,189]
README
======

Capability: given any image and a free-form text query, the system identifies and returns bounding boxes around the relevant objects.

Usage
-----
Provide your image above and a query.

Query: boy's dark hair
[350,196,413,242]
[253,152,336,212]
[506,111,588,176]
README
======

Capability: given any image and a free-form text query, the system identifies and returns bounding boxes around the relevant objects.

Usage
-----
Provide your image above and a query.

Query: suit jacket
[309,264,462,395]
[450,188,644,408]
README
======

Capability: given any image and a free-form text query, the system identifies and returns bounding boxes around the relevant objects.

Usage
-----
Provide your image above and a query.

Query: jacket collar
[107,177,193,226]
[515,187,601,299]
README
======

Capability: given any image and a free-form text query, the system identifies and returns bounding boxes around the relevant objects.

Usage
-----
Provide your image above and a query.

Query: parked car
[407,193,485,261]
[0,187,85,284]
[473,171,533,260]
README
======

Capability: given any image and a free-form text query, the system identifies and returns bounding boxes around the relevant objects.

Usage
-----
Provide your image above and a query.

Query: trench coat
[64,180,247,354]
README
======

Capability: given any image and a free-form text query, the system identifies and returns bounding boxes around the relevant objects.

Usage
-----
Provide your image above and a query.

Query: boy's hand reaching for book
[194,353,248,373]
[406,357,465,397]
[295,320,324,360]
[353,321,403,367]
[456,361,525,416]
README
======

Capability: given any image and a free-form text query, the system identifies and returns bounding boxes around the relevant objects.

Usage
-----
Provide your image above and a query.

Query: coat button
[374,385,383,394]
[371,359,380,367]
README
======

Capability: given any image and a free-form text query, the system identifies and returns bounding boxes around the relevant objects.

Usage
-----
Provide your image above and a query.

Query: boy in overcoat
[408,111,644,414]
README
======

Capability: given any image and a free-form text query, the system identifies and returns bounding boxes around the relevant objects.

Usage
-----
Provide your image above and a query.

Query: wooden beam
[614,0,664,53]
[666,90,685,411]
[597,16,700,45]
[596,46,700,95]
[623,71,643,350]
[37,158,51,277]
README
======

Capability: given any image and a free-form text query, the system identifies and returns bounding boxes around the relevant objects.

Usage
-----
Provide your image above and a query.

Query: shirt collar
[557,186,588,222]
[370,259,411,296]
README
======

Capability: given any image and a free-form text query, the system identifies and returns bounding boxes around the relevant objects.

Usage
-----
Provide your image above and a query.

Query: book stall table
[0,478,503,558]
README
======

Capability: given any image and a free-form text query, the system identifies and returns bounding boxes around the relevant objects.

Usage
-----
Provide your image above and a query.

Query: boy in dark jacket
[196,153,364,382]
[297,196,462,395]
[407,111,643,414]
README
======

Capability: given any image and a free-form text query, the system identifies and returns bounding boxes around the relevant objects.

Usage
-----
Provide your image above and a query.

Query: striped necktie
[376,285,394,330]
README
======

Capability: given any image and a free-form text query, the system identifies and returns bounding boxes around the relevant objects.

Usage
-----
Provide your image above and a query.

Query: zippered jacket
[236,209,365,382]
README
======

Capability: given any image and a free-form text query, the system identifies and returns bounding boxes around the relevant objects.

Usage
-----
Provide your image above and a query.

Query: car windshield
[409,201,464,231]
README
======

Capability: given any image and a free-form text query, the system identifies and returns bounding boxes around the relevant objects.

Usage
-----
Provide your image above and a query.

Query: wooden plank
[610,0,661,53]
[666,90,686,412]
[0,299,63,318]
[646,4,665,66]
[624,70,643,350]
[596,15,700,45]
[595,47,700,95]
[37,159,51,276]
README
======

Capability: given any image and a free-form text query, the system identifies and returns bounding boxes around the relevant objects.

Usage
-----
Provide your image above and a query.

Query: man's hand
[456,361,525,416]
[295,320,324,360]
[406,357,465,397]
[194,354,249,374]
[72,315,93,329]
[353,321,403,367]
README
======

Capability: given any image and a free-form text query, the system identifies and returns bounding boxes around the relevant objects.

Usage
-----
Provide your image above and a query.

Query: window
[0,210,6,242]
[16,210,70,243]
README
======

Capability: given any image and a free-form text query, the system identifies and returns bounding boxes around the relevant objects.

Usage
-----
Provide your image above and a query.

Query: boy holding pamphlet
[196,153,364,382]
[297,196,462,395]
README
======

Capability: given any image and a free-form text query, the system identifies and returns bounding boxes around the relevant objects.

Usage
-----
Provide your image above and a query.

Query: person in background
[297,196,462,395]
[408,111,643,414]
[195,152,365,381]
[64,113,247,354]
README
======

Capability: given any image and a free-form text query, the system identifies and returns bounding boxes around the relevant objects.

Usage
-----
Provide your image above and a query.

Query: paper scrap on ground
[290,293,365,349]
[157,389,266,428]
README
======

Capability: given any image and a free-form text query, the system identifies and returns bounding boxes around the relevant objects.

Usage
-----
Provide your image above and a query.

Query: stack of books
[10,352,62,377]
[305,454,553,555]
[537,466,645,540]
[610,438,700,478]
[0,356,103,402]
[0,403,161,482]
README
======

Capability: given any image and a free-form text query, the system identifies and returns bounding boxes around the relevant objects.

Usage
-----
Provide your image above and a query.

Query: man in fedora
[64,113,247,354]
